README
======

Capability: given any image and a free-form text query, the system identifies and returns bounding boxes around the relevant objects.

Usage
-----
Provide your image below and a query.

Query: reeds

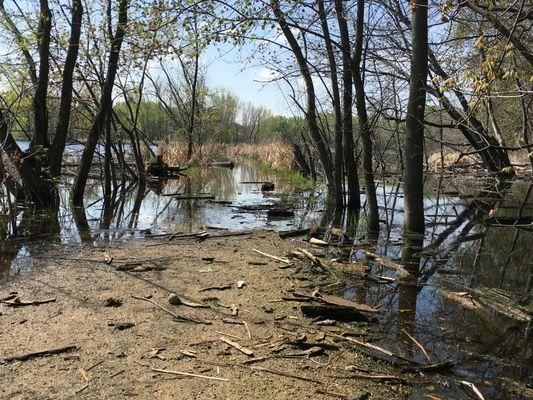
[225,141,294,170]
[156,140,295,170]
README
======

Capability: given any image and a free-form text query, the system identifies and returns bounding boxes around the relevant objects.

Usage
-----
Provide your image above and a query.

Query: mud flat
[0,230,424,400]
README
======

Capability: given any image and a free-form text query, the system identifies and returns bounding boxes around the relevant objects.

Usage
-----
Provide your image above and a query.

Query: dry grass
[225,141,294,170]
[156,141,226,166]
[427,150,480,171]
[156,140,294,170]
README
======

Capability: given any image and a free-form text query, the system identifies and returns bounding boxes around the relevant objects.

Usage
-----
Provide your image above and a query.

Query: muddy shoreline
[0,230,428,400]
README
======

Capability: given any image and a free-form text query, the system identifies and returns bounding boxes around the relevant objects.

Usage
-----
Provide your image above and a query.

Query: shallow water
[1,162,531,399]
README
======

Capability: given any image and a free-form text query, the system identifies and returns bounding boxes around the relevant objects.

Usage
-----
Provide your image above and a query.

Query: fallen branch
[279,228,310,239]
[252,249,293,265]
[363,251,409,278]
[5,345,79,362]
[340,372,406,382]
[2,298,57,307]
[459,380,486,400]
[401,329,431,363]
[152,368,228,382]
[326,332,415,364]
[250,366,322,384]
[220,337,254,356]
[131,295,211,325]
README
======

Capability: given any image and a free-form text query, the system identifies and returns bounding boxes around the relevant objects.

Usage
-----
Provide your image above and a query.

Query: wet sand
[0,230,414,400]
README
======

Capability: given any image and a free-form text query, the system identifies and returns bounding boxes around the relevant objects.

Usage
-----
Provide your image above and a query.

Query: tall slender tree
[72,0,129,206]
[403,0,429,235]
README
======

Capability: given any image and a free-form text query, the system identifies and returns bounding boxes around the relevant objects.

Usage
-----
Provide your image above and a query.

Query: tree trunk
[0,108,55,208]
[334,0,360,210]
[340,0,379,229]
[50,0,83,179]
[71,0,129,206]
[31,0,51,150]
[318,0,344,208]
[403,0,428,235]
[271,0,335,196]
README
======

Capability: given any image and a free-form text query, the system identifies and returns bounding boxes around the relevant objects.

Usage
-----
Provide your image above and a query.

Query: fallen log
[267,207,294,218]
[210,161,235,168]
[279,228,310,239]
[363,251,409,278]
[301,305,372,322]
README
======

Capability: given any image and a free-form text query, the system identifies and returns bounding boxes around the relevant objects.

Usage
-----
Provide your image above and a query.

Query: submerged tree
[403,0,429,236]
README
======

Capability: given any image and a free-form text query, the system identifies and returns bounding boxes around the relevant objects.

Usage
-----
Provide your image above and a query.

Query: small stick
[85,359,104,372]
[5,345,78,362]
[220,337,254,356]
[2,298,56,307]
[74,383,89,394]
[215,331,243,340]
[243,321,252,339]
[152,368,228,382]
[459,380,486,400]
[110,370,125,378]
[131,295,210,325]
[252,249,292,265]
[250,366,321,384]
[401,329,431,363]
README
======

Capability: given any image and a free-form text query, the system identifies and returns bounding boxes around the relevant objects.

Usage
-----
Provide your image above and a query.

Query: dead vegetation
[156,140,295,171]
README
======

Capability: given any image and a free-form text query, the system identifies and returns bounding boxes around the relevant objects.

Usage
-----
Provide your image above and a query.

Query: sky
[203,43,292,116]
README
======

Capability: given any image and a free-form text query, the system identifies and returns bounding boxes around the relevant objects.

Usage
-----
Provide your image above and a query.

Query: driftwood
[340,372,406,382]
[309,238,329,247]
[312,292,378,314]
[288,291,378,314]
[198,284,232,292]
[173,195,216,201]
[252,249,293,266]
[132,295,211,325]
[220,337,254,356]
[301,305,372,322]
[210,161,235,168]
[152,368,229,382]
[5,345,79,362]
[2,298,57,307]
[267,207,294,218]
[279,228,310,239]
[363,251,410,278]
[250,366,322,384]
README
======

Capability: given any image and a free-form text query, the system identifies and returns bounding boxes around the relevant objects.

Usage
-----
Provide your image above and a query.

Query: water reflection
[0,164,531,398]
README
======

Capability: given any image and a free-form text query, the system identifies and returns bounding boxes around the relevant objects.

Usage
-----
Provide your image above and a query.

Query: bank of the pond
[0,231,412,400]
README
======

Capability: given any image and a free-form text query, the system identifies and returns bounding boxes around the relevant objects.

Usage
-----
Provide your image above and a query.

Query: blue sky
[203,43,291,116]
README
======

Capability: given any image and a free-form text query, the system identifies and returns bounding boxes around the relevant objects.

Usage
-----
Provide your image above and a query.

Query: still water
[1,162,531,399]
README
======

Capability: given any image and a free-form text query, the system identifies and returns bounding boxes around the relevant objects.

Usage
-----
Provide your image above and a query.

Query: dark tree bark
[32,0,52,149]
[72,0,129,206]
[271,0,335,197]
[337,0,379,228]
[403,0,429,235]
[334,0,360,210]
[317,0,344,208]
[0,108,55,207]
[50,0,83,179]
[389,0,512,174]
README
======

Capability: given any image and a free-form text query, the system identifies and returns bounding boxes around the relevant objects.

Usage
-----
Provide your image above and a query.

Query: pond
[0,161,531,399]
